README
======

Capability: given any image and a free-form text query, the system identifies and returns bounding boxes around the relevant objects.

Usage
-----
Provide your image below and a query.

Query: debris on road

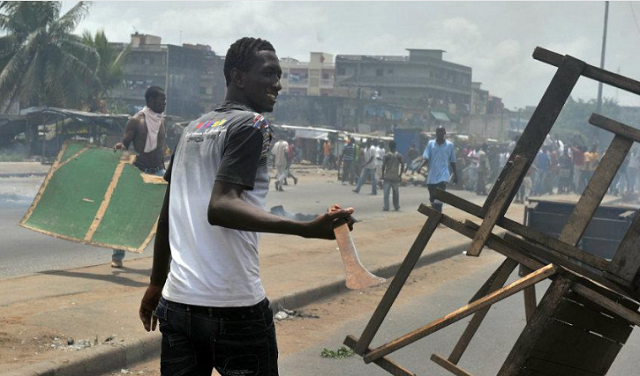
[274,307,320,321]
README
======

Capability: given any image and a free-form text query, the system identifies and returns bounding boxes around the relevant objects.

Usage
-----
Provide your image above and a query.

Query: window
[282,72,288,79]
[322,72,330,79]
[387,69,394,74]
[337,67,346,75]
[376,69,384,77]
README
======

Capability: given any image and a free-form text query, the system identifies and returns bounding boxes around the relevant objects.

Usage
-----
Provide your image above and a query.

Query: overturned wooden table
[345,47,640,376]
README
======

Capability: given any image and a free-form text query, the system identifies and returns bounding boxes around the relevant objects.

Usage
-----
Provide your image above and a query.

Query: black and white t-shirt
[162,102,272,307]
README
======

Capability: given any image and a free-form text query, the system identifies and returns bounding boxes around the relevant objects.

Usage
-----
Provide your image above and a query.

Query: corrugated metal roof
[430,111,450,122]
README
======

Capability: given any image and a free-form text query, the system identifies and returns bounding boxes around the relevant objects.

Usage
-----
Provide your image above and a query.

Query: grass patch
[321,346,355,359]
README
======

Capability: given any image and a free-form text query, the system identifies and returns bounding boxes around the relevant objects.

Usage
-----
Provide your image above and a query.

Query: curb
[8,241,471,376]
[0,173,47,178]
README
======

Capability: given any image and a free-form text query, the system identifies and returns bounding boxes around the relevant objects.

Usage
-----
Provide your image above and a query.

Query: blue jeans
[383,181,400,211]
[427,182,447,212]
[112,167,166,261]
[354,167,377,194]
[154,297,278,376]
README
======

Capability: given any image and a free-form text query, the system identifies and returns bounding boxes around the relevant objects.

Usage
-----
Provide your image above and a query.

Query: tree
[0,1,100,112]
[81,29,130,112]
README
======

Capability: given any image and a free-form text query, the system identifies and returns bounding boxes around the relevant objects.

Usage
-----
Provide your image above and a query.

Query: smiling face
[237,50,282,113]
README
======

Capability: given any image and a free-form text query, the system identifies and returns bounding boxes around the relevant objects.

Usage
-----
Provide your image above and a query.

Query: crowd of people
[310,131,640,211]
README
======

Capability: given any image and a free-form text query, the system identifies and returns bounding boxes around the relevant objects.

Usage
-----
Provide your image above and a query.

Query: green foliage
[552,96,620,142]
[320,346,355,359]
[0,1,99,112]
[81,29,130,111]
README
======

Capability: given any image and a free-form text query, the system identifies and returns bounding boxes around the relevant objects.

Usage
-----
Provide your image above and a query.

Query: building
[279,52,335,96]
[334,49,473,120]
[471,82,489,115]
[108,33,226,119]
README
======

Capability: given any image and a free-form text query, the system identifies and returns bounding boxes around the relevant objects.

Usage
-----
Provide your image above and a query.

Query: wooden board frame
[19,141,166,253]
[347,46,640,376]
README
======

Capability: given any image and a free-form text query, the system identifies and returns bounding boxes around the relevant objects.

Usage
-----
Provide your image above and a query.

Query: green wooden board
[20,141,167,253]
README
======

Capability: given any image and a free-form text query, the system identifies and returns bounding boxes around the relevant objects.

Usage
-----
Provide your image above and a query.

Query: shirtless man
[111,86,167,267]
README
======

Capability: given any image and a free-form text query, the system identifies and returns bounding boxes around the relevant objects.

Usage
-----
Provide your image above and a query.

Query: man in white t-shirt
[137,37,355,376]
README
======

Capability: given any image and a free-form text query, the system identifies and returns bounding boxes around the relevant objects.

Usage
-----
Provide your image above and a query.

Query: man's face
[149,93,166,114]
[436,128,446,141]
[240,50,282,113]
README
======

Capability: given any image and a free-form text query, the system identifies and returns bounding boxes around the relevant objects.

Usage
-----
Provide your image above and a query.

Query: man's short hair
[145,86,164,104]
[224,37,276,87]
[389,140,397,150]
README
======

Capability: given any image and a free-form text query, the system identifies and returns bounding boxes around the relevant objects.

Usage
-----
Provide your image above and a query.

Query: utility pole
[596,1,609,115]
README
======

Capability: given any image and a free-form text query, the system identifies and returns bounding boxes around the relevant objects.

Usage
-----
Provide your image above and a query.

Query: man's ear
[230,68,245,89]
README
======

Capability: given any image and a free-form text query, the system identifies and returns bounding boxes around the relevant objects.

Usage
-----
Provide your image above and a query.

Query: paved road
[279,257,640,376]
[0,172,487,279]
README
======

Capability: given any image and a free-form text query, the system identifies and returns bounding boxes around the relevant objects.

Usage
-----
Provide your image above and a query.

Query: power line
[630,2,640,38]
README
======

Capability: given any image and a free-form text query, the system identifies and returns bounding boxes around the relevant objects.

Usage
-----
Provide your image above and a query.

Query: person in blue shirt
[419,126,458,212]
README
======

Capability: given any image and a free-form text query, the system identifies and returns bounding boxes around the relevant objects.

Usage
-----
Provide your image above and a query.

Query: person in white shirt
[271,137,288,191]
[138,37,355,376]
[353,140,378,195]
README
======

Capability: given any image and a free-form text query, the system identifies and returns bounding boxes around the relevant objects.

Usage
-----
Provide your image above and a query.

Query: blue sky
[64,1,640,110]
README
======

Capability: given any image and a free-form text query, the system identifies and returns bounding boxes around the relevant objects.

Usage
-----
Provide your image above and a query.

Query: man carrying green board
[111,86,167,267]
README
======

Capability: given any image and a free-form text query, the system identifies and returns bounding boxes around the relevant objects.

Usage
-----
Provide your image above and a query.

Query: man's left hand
[452,174,459,185]
[139,284,163,332]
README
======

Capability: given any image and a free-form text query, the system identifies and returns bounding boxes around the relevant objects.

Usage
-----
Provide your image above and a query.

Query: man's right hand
[304,205,355,240]
[139,284,163,332]
[114,142,126,151]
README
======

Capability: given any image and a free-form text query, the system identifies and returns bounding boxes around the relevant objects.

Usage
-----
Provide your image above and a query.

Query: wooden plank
[432,189,609,270]
[522,266,538,323]
[467,155,528,256]
[352,212,442,355]
[484,55,585,213]
[431,354,474,376]
[344,335,416,376]
[553,296,633,344]
[498,276,574,376]
[608,211,640,284]
[448,259,519,364]
[524,356,602,376]
[589,114,640,143]
[559,135,633,246]
[530,319,622,375]
[502,234,632,298]
[533,47,640,97]
[363,264,557,364]
[573,283,640,326]
[564,290,639,321]
[467,259,510,304]
[418,204,544,271]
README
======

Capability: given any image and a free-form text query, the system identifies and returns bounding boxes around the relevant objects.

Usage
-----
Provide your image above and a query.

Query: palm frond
[0,45,29,105]
[60,38,100,73]
[53,1,91,34]
[0,34,17,60]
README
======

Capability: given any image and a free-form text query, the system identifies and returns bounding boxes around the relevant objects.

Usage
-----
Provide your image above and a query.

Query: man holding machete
[138,37,354,376]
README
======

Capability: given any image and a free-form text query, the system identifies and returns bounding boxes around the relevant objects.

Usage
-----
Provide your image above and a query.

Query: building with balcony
[334,49,473,119]
[108,33,226,119]
[279,52,335,96]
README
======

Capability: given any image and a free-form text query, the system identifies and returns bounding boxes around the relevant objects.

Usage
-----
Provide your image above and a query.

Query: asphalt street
[0,173,485,279]
[279,257,640,376]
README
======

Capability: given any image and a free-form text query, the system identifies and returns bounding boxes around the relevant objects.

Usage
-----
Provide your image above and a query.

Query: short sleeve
[449,144,456,163]
[423,143,431,160]
[216,123,265,190]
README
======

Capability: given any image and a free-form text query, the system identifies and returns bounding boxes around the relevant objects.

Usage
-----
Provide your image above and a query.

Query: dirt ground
[104,251,504,376]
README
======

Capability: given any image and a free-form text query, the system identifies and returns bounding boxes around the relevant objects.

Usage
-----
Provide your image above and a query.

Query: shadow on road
[38,267,149,287]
